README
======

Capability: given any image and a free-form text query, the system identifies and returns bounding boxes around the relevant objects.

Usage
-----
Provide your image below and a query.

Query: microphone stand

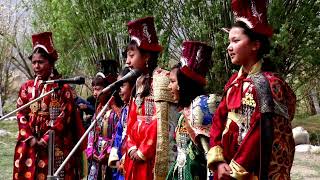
[2,85,59,179]
[0,82,63,179]
[0,87,61,121]
[50,91,115,179]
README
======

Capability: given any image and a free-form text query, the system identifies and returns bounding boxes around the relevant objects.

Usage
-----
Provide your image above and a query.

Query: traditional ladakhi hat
[179,41,213,86]
[97,59,118,84]
[231,0,273,37]
[29,32,58,61]
[127,16,162,52]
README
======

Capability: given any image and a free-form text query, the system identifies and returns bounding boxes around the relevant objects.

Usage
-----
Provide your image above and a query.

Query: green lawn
[0,121,17,179]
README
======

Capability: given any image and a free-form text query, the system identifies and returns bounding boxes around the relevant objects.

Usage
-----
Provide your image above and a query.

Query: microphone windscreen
[121,69,141,82]
[75,77,85,84]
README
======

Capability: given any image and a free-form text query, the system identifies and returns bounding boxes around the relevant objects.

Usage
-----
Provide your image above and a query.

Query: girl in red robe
[123,16,176,180]
[207,1,296,179]
[13,32,83,180]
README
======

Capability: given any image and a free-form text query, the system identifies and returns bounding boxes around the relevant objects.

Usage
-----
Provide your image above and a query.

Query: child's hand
[116,161,124,175]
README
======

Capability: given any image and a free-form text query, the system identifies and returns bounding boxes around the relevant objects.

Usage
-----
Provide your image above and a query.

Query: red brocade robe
[208,61,296,180]
[125,96,157,180]
[13,77,85,180]
[124,68,176,180]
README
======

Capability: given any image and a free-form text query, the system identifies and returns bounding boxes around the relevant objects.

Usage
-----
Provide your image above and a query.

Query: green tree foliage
[269,0,320,88]
[30,0,319,96]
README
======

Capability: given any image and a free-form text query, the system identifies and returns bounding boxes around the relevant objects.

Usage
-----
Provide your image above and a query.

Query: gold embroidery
[229,159,257,180]
[207,146,225,168]
[30,102,39,113]
[55,147,64,157]
[153,69,174,180]
[242,92,256,108]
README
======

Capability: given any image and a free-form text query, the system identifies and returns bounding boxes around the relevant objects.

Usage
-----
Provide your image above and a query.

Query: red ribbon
[226,73,248,109]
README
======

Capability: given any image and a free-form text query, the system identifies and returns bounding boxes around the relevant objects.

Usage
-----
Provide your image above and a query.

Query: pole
[47,130,58,180]
[0,88,57,121]
[53,96,113,177]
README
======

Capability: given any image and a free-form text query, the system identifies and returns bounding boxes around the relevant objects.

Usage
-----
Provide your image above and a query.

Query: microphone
[101,69,141,94]
[41,76,85,85]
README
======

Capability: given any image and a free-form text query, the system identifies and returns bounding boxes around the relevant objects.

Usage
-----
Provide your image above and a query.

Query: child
[123,16,177,180]
[109,67,135,180]
[86,74,123,180]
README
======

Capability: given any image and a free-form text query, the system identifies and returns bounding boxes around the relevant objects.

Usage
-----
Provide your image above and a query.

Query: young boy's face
[119,82,132,104]
[92,85,104,99]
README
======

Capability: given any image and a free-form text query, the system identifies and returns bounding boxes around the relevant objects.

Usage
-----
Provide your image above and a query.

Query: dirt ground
[291,152,320,180]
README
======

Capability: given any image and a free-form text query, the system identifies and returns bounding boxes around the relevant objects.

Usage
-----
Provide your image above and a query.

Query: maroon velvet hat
[30,32,58,61]
[232,0,273,37]
[127,16,162,52]
[179,41,213,86]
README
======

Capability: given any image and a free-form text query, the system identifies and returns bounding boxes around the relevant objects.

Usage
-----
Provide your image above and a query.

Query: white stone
[295,144,312,153]
[292,126,310,145]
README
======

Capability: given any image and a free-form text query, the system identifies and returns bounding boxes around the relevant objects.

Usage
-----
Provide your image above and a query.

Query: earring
[177,85,180,91]
[145,60,149,68]
[50,68,54,78]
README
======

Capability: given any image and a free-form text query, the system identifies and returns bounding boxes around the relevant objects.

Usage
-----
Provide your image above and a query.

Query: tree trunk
[0,91,3,117]
[310,89,320,114]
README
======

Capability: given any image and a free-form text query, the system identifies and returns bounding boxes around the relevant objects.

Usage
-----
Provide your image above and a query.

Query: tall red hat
[232,0,273,37]
[30,32,58,61]
[127,16,162,52]
[179,41,213,86]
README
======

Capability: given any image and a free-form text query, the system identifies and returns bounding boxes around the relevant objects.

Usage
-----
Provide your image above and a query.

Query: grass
[0,114,319,179]
[0,121,17,179]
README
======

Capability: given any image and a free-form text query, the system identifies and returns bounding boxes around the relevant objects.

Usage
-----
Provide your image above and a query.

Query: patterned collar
[237,60,262,78]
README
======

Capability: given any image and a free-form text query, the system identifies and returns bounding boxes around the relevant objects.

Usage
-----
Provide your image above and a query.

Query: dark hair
[112,90,124,108]
[92,76,109,87]
[126,40,159,98]
[31,47,61,77]
[97,59,119,76]
[30,47,55,64]
[119,66,136,87]
[233,21,275,71]
[233,21,270,60]
[172,63,206,108]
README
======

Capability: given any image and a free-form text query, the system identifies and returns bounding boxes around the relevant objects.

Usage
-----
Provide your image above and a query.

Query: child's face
[168,68,179,103]
[92,85,104,99]
[125,46,149,72]
[119,82,132,104]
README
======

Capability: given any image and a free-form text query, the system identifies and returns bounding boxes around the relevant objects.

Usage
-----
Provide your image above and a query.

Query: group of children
[13,0,296,179]
[84,5,296,179]
[85,67,134,180]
